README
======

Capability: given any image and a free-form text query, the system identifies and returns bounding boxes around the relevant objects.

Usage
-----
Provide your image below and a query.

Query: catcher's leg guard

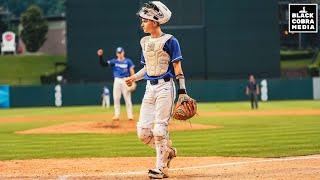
[136,83,156,148]
[153,124,172,169]
[137,127,155,148]
[152,80,176,170]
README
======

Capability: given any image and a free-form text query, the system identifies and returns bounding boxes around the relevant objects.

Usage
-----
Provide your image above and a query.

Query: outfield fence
[0,78,319,108]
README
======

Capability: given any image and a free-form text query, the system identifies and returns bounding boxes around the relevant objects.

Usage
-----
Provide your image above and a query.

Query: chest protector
[140,34,172,76]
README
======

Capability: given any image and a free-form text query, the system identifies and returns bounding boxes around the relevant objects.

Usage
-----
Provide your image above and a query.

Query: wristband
[176,74,186,90]
[178,89,187,94]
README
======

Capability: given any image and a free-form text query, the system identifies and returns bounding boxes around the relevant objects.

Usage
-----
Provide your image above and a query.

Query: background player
[125,1,191,178]
[101,86,110,108]
[246,74,260,109]
[97,47,135,121]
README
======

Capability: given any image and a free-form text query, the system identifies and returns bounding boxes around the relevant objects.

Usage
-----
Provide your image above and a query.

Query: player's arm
[170,37,186,95]
[129,60,135,76]
[246,86,249,95]
[97,49,110,67]
[125,66,145,86]
[132,66,145,81]
[173,61,187,95]
[130,67,135,76]
[256,84,260,95]
[125,53,145,86]
[171,38,197,119]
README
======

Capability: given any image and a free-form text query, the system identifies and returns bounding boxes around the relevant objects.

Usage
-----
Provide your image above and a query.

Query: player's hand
[125,76,136,87]
[97,49,103,57]
[178,94,192,112]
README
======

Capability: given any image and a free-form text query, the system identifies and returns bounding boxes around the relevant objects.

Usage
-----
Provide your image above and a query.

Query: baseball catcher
[125,1,197,178]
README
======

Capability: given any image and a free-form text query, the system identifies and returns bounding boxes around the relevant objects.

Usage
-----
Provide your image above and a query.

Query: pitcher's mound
[16,120,218,134]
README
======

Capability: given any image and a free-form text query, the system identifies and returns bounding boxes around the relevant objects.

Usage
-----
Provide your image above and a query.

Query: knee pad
[153,124,168,140]
[137,127,153,145]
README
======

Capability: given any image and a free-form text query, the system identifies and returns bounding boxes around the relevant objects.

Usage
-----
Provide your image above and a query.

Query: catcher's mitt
[172,94,197,120]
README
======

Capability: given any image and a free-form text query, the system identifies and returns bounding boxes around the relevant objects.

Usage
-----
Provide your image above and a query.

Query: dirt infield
[0,114,114,123]
[1,108,319,126]
[0,155,319,179]
[16,120,218,134]
[2,109,320,123]
[7,108,320,134]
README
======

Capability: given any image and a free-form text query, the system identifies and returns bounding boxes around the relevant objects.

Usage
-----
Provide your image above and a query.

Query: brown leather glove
[172,94,197,120]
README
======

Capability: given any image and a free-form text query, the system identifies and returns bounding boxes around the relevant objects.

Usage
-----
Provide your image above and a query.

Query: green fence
[268,78,313,100]
[10,85,54,107]
[66,0,280,82]
[8,78,313,107]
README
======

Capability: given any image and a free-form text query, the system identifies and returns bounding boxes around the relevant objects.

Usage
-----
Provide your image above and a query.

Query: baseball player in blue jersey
[125,1,191,178]
[97,47,135,122]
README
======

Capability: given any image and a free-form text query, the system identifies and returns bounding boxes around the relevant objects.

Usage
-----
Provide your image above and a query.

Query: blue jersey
[141,36,183,80]
[103,87,110,95]
[107,58,135,78]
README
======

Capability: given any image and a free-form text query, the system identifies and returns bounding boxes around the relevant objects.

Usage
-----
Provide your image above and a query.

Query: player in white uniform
[97,47,135,121]
[101,86,110,108]
[125,1,190,178]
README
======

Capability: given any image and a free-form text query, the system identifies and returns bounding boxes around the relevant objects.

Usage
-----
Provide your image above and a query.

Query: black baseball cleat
[148,168,168,179]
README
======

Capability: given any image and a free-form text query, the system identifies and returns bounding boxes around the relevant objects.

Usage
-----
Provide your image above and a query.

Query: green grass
[280,49,316,70]
[280,50,312,56]
[309,51,320,69]
[280,59,312,69]
[0,55,66,85]
[0,100,319,160]
[199,100,320,111]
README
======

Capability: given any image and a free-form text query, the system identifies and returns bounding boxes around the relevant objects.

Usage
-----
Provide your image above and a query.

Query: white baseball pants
[102,95,110,108]
[137,78,176,169]
[113,77,133,119]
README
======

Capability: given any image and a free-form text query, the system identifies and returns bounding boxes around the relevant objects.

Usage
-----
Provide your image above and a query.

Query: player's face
[249,75,255,82]
[116,51,125,59]
[141,19,157,33]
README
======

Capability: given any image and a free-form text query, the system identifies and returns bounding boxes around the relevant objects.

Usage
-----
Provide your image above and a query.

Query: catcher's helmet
[137,1,172,25]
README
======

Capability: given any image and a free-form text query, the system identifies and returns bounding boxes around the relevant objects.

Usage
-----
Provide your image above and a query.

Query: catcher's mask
[137,1,172,25]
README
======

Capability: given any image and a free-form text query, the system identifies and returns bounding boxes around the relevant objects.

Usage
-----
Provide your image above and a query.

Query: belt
[149,77,171,85]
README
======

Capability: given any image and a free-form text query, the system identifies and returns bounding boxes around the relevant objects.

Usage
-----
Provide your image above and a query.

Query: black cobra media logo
[289,4,318,33]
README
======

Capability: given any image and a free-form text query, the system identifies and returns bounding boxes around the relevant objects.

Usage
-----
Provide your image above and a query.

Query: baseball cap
[116,47,124,53]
